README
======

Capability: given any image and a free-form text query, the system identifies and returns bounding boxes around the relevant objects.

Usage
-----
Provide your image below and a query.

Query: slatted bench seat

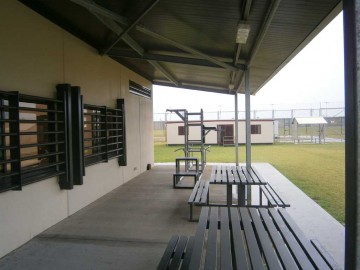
[187,181,209,221]
[185,206,341,270]
[260,183,290,207]
[157,235,194,270]
[250,166,290,207]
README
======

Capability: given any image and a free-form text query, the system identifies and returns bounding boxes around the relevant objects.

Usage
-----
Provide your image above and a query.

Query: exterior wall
[0,0,153,258]
[167,120,274,144]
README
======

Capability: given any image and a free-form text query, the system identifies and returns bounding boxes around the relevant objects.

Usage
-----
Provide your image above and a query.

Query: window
[129,80,151,99]
[251,124,262,134]
[0,86,126,193]
[83,105,107,166]
[0,91,66,192]
[107,107,125,161]
[178,126,185,135]
[83,101,126,167]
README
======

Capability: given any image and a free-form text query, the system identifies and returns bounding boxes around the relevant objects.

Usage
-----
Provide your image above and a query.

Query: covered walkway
[0,164,344,269]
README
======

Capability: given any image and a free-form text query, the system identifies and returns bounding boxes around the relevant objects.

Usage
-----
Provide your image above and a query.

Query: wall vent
[129,81,151,99]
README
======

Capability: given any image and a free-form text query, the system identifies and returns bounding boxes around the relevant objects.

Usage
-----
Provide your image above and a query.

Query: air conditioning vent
[129,81,151,99]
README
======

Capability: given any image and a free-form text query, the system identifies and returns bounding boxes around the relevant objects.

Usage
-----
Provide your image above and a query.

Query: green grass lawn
[155,142,345,223]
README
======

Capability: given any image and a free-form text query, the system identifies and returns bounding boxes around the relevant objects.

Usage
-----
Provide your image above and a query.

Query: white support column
[235,93,239,166]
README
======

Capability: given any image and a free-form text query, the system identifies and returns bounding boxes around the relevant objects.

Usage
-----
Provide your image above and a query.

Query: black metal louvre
[129,80,151,99]
[0,90,66,192]
[84,103,125,167]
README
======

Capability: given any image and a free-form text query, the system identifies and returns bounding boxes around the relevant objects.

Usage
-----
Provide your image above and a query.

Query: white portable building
[166,119,275,145]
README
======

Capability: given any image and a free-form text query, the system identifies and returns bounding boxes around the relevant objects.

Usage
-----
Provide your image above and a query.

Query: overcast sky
[153,12,344,113]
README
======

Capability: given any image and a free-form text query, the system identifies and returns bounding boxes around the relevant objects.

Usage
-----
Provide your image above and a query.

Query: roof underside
[19,0,342,95]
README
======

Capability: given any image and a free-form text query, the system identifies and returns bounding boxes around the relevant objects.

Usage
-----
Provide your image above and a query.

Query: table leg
[238,185,246,206]
[227,184,232,206]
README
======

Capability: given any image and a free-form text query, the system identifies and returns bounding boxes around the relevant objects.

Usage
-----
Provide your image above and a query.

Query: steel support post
[245,68,251,204]
[344,1,360,269]
[235,92,243,205]
[235,93,239,166]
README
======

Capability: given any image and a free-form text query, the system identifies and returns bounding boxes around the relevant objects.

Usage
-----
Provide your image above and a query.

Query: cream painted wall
[0,0,153,258]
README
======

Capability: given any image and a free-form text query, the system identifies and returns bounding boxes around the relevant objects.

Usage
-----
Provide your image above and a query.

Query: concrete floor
[0,163,344,269]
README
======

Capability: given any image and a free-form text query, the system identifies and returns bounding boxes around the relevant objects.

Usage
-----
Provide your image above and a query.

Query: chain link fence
[154,106,345,144]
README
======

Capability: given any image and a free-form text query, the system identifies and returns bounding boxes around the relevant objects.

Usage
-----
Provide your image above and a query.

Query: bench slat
[259,208,299,270]
[278,208,331,270]
[269,208,316,270]
[240,166,251,184]
[215,165,222,182]
[229,208,249,269]
[246,166,261,184]
[249,208,282,270]
[157,235,179,270]
[239,207,265,270]
[180,236,195,270]
[251,166,267,184]
[220,207,233,269]
[187,181,200,203]
[260,185,277,206]
[200,182,209,204]
[266,184,289,207]
[226,166,234,184]
[204,207,218,269]
[231,166,241,184]
[194,181,205,203]
[168,236,188,270]
[311,239,342,270]
[221,165,227,183]
[188,207,209,270]
[210,166,216,181]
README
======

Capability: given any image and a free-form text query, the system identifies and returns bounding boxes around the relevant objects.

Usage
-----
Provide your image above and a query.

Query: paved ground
[0,163,344,269]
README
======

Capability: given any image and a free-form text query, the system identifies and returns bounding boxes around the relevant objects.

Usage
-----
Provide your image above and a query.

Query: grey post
[245,68,251,204]
[235,93,239,166]
[344,0,360,269]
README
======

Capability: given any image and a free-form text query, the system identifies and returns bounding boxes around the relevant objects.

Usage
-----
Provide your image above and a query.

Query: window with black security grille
[83,101,126,167]
[0,91,66,192]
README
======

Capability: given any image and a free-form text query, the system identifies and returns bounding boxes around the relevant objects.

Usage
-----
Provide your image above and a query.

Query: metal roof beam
[109,49,245,69]
[70,0,128,25]
[93,13,144,55]
[148,61,179,86]
[70,0,238,72]
[243,0,253,20]
[155,81,234,95]
[247,0,281,67]
[75,0,179,86]
[235,0,280,92]
[100,0,160,55]
[136,25,238,72]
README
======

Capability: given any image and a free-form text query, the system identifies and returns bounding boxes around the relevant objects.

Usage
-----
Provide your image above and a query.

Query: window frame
[0,90,67,192]
[251,124,262,134]
[178,126,185,136]
[83,102,126,167]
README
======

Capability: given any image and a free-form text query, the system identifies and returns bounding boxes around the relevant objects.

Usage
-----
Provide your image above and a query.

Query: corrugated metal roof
[19,0,342,95]
[293,117,328,125]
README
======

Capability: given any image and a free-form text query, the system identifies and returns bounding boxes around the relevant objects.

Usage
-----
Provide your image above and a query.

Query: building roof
[19,0,341,96]
[293,117,328,125]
